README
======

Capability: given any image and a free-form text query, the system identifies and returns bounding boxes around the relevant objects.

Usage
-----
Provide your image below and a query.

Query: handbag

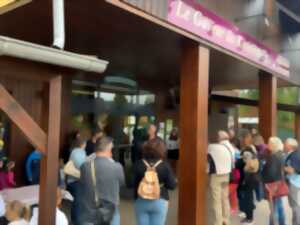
[265,180,289,199]
[90,160,115,225]
[63,161,80,178]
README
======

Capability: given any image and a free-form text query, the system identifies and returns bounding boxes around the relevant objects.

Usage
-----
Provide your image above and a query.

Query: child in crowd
[5,201,30,225]
[0,140,15,190]
[29,188,68,225]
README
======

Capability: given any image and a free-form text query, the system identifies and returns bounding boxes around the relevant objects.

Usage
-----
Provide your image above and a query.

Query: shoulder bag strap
[221,144,234,169]
[142,160,151,168]
[153,160,163,168]
[143,159,162,169]
[90,160,100,207]
[285,152,293,166]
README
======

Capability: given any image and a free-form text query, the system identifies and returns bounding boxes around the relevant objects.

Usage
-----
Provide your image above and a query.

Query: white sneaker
[238,212,246,218]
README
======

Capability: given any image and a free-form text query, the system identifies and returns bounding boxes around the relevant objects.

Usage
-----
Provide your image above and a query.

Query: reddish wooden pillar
[178,42,209,225]
[259,71,277,141]
[39,76,62,225]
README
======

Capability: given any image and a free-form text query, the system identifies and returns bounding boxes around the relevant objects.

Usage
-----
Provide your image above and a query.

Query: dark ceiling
[0,0,294,92]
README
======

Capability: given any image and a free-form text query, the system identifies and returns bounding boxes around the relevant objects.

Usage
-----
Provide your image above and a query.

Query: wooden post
[178,42,209,225]
[39,76,62,225]
[259,71,277,141]
[295,111,300,141]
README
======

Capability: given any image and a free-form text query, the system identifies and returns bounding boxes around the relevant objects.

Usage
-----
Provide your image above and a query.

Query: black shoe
[241,218,254,225]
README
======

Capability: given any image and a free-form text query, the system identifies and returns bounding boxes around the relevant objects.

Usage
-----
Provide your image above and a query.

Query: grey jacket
[79,156,125,222]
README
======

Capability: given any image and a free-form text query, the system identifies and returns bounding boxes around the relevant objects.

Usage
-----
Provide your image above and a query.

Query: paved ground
[118,190,293,225]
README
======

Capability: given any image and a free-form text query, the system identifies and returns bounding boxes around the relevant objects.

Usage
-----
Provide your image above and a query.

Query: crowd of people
[1,122,300,225]
[65,124,177,225]
[0,123,178,225]
[207,129,300,225]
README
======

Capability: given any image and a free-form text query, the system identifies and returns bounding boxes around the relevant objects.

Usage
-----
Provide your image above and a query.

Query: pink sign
[167,0,290,77]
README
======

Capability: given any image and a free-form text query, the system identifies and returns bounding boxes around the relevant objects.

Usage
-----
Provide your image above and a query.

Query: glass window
[99,92,116,102]
[166,119,173,137]
[157,122,165,140]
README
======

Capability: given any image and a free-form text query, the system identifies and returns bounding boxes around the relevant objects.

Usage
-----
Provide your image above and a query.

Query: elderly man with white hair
[284,138,300,225]
[207,130,235,225]
[262,137,287,225]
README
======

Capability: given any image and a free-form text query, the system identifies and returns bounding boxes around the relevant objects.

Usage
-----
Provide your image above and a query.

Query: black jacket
[262,151,285,183]
[133,159,177,200]
[236,148,260,189]
[285,150,300,174]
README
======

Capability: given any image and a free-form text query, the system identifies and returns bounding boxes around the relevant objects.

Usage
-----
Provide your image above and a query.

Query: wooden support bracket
[0,84,47,153]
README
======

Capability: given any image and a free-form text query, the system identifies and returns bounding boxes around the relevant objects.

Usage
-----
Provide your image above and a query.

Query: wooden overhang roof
[0,0,298,91]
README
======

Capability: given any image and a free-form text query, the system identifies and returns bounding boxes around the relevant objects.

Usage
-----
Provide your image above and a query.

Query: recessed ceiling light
[0,0,15,8]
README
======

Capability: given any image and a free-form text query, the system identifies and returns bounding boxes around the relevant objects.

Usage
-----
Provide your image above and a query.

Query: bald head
[218,130,229,142]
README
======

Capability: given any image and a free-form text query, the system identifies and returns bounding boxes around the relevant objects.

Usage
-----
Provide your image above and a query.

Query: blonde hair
[6,200,31,221]
[268,137,284,153]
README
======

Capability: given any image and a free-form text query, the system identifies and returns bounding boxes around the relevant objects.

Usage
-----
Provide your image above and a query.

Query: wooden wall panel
[0,84,47,153]
[0,77,44,185]
[0,58,72,185]
[123,0,168,19]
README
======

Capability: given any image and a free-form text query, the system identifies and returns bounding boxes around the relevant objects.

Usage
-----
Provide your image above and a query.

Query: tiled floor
[119,190,292,225]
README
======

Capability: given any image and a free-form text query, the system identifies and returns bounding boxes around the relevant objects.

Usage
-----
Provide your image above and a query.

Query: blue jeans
[134,198,168,225]
[110,208,120,225]
[255,182,265,201]
[67,181,81,225]
[270,198,286,225]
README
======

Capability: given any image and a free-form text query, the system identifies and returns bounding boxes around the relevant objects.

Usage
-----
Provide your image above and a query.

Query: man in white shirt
[29,188,68,225]
[207,130,234,225]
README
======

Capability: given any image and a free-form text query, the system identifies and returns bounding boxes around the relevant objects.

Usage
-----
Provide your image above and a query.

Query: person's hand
[7,161,15,171]
[0,161,3,169]
[285,166,295,175]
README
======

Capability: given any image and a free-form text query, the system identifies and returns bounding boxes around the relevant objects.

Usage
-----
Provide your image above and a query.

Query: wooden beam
[39,76,62,225]
[259,71,277,141]
[210,94,300,112]
[0,57,57,82]
[265,0,274,18]
[0,84,47,153]
[178,42,209,225]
